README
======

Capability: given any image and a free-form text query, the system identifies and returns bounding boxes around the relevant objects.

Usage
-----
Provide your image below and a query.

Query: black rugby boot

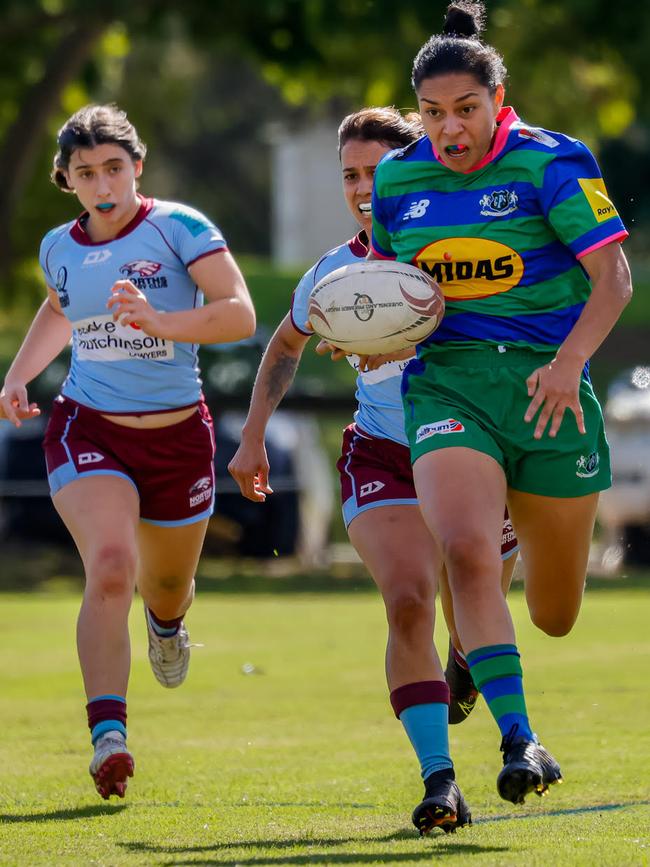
[412,768,472,836]
[497,724,563,805]
[444,640,479,724]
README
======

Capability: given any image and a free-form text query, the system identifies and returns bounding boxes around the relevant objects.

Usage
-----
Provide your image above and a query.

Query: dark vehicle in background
[598,366,650,567]
[0,337,333,562]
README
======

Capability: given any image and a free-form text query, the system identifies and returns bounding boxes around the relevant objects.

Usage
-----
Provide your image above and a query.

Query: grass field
[0,576,649,866]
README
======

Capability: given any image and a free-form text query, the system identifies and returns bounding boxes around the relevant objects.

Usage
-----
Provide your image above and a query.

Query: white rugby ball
[308,260,444,355]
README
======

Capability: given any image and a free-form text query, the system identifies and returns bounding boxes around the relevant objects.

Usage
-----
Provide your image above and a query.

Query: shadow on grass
[0,803,127,823]
[475,800,650,825]
[121,833,507,865]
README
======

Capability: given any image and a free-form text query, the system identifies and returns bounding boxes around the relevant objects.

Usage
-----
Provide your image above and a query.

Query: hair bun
[443,1,485,39]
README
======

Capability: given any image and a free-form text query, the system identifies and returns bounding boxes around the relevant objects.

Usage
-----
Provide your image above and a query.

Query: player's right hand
[315,339,347,361]
[0,382,40,428]
[228,440,274,502]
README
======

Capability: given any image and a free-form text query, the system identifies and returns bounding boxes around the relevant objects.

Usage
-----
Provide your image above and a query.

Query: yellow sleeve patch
[578,178,619,223]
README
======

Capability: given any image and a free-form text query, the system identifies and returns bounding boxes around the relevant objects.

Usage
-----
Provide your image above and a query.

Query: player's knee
[385,588,434,638]
[443,535,497,587]
[529,607,577,637]
[87,543,137,598]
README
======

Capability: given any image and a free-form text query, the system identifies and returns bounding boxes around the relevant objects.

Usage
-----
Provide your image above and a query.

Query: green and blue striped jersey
[371,107,628,351]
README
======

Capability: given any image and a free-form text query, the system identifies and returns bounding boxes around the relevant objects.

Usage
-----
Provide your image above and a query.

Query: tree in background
[0,0,647,305]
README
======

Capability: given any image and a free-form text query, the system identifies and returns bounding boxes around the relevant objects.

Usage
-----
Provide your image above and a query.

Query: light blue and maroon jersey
[291,232,410,446]
[38,195,227,412]
[371,107,628,353]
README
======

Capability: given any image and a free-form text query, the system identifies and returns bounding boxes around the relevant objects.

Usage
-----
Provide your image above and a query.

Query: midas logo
[578,178,619,224]
[415,238,524,300]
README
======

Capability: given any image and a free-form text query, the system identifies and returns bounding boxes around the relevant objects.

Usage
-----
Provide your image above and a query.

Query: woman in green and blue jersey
[371,0,632,810]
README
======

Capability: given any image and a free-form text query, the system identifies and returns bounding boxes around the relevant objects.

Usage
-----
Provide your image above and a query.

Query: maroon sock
[148,608,183,632]
[389,680,450,718]
[87,696,127,744]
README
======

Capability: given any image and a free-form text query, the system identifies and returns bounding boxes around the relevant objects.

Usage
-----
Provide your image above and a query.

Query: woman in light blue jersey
[229,106,518,835]
[0,104,256,800]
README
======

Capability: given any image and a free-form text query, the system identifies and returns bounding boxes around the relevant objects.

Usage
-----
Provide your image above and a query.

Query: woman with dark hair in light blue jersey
[371,0,632,808]
[229,106,519,835]
[0,104,256,800]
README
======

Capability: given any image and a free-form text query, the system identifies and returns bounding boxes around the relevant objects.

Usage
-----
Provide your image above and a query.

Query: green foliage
[0,0,648,305]
[0,579,649,864]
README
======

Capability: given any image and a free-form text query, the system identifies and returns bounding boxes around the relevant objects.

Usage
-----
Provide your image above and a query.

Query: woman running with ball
[229,106,518,834]
[371,1,632,808]
[0,104,255,799]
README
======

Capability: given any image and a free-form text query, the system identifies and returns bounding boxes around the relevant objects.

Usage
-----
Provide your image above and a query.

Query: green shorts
[402,346,611,498]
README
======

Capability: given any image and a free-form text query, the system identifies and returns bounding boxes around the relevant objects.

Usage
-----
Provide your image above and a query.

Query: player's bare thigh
[347,503,441,600]
[507,489,599,637]
[52,474,140,587]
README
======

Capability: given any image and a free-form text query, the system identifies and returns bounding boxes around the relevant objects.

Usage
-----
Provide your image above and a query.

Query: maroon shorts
[337,424,518,559]
[42,395,216,526]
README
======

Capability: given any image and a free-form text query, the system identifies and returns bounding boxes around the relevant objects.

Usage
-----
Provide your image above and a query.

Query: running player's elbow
[232,300,256,341]
[241,302,257,338]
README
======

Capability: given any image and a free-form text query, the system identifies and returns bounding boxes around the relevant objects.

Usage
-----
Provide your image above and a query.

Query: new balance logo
[78,452,105,465]
[359,480,385,498]
[402,199,430,221]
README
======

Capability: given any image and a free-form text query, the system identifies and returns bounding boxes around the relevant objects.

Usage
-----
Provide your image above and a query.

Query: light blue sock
[147,609,179,637]
[399,702,453,780]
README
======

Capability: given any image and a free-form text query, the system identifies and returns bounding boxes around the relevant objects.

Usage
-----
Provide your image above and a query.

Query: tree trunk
[0,17,109,289]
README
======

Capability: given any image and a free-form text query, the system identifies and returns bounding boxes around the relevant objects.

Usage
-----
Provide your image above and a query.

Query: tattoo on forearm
[264,354,298,406]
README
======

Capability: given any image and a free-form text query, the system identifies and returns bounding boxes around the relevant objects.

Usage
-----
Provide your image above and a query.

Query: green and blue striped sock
[466,644,533,740]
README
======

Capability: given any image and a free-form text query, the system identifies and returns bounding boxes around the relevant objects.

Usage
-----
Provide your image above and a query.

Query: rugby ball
[308,261,444,355]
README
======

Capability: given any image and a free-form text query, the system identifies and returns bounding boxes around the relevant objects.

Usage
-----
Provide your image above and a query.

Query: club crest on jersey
[479,189,519,217]
[576,452,600,479]
[120,260,162,278]
[416,418,465,443]
[55,266,69,308]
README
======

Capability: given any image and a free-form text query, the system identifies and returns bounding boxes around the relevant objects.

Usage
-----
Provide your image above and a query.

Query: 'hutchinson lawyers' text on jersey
[39,196,227,412]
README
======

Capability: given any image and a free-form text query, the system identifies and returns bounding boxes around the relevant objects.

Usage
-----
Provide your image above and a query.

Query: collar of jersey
[430,106,520,174]
[348,231,369,258]
[70,194,154,246]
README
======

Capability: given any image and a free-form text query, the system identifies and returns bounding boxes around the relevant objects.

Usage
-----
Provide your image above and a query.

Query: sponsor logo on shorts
[416,418,465,443]
[78,451,104,465]
[189,476,213,508]
[415,238,524,301]
[83,249,112,266]
[479,189,519,217]
[402,198,430,221]
[577,178,619,223]
[359,480,385,498]
[576,451,600,478]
